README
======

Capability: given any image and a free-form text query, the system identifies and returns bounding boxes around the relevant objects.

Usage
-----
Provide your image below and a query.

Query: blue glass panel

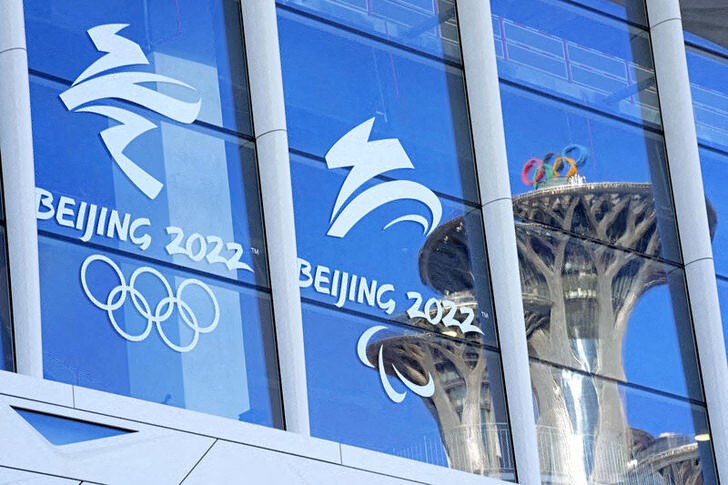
[0,228,11,371]
[567,0,647,26]
[15,409,132,445]
[530,361,717,484]
[686,47,728,153]
[517,222,703,401]
[277,0,461,63]
[39,236,282,426]
[303,302,514,480]
[501,83,681,264]
[278,8,479,204]
[292,153,497,346]
[31,75,268,287]
[719,276,728,355]
[491,0,660,128]
[24,0,251,135]
[697,148,727,276]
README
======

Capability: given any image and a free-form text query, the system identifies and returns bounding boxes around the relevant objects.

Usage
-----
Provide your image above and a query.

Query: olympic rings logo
[521,144,588,188]
[81,254,220,353]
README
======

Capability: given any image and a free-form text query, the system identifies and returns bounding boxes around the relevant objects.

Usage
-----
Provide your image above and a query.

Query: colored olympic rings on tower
[521,144,589,187]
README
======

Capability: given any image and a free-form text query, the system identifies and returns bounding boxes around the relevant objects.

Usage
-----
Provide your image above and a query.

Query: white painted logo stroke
[325,118,442,238]
[60,24,202,200]
[357,325,435,403]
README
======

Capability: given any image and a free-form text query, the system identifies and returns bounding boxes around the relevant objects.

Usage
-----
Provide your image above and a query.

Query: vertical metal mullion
[0,0,43,378]
[240,0,310,435]
[456,0,541,482]
[645,0,728,481]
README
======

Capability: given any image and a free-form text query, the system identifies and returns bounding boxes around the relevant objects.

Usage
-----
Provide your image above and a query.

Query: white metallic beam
[240,0,310,435]
[646,0,728,480]
[0,0,43,377]
[456,0,542,483]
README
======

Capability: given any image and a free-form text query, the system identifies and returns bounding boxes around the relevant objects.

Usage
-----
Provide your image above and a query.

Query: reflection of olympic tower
[366,153,714,482]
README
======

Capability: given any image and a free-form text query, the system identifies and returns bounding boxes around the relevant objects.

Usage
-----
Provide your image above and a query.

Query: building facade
[0,0,725,483]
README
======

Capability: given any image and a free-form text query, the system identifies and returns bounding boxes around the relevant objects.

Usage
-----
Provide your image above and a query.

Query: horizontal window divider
[528,355,708,407]
[37,229,272,294]
[554,0,650,31]
[27,70,256,144]
[289,148,483,209]
[498,77,665,135]
[515,216,685,267]
[275,3,464,70]
[684,39,728,63]
[697,141,728,159]
[300,296,502,354]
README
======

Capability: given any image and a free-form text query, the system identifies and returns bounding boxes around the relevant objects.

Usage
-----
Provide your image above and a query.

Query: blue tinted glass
[530,361,717,484]
[502,83,681,264]
[277,0,461,63]
[686,47,728,153]
[491,0,660,127]
[0,228,11,371]
[304,302,514,480]
[568,0,647,26]
[719,277,728,355]
[292,154,497,345]
[39,236,282,426]
[278,8,479,204]
[517,222,703,401]
[30,75,268,287]
[24,0,251,135]
[697,148,727,276]
[15,409,132,445]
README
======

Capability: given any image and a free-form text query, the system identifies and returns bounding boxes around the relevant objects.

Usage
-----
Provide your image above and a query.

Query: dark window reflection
[531,361,718,485]
[303,302,514,480]
[0,228,12,371]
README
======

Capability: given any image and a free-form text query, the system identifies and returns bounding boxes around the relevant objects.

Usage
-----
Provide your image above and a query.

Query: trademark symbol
[250,247,261,256]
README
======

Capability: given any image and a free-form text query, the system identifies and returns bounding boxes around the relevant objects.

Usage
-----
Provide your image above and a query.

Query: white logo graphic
[60,24,202,200]
[81,254,219,352]
[325,118,442,238]
[357,325,435,403]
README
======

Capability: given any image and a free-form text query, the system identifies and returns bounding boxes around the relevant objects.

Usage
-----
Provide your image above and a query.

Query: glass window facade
[279,2,514,479]
[0,0,723,482]
[494,0,718,482]
[25,0,282,427]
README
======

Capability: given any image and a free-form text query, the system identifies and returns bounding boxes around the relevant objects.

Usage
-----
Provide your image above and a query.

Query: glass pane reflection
[31,75,269,287]
[531,361,718,485]
[697,148,728,277]
[292,154,497,345]
[517,223,703,400]
[686,47,728,153]
[501,83,681,264]
[303,302,514,480]
[278,8,479,203]
[277,0,462,63]
[492,0,659,127]
[24,0,252,135]
[39,236,282,427]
